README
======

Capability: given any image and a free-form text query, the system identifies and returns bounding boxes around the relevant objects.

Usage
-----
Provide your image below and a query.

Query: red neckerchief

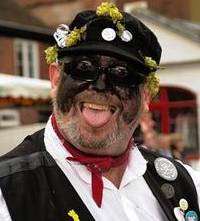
[51,115,131,207]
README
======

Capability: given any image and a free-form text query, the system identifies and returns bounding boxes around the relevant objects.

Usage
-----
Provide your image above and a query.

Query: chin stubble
[55,112,127,150]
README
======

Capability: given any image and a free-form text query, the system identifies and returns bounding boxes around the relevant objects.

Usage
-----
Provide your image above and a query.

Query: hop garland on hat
[65,26,86,47]
[144,57,160,97]
[96,2,123,21]
[44,46,58,64]
[146,72,160,98]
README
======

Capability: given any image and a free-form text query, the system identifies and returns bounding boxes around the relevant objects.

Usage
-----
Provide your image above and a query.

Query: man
[0,2,199,221]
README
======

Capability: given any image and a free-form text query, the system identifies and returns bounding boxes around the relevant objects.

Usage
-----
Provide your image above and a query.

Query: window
[0,109,20,127]
[14,39,39,78]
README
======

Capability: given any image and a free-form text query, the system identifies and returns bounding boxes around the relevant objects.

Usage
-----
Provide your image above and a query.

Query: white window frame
[14,39,39,78]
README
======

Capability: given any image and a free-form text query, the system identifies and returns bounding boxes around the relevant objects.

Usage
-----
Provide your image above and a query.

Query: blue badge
[185,211,198,221]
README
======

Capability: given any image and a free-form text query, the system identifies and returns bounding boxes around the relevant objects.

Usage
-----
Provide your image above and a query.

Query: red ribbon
[51,115,131,207]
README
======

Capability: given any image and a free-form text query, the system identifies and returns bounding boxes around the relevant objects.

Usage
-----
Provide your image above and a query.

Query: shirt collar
[44,116,148,188]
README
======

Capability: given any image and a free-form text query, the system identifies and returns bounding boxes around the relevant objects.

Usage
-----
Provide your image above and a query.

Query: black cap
[57,10,162,74]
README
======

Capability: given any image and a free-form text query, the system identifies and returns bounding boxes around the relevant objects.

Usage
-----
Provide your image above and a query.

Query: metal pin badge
[121,30,133,42]
[174,207,185,221]
[53,24,70,48]
[161,183,175,199]
[185,211,199,221]
[179,199,189,211]
[154,157,178,181]
[57,24,69,35]
[101,28,116,41]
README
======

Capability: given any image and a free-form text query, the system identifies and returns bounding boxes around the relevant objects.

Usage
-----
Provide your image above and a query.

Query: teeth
[83,103,109,111]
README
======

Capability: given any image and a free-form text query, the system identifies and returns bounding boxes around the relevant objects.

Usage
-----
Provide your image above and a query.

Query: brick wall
[147,0,190,20]
[19,107,39,124]
[116,0,135,9]
[116,0,190,20]
[16,0,199,23]
[39,42,49,80]
[84,0,104,9]
[0,37,15,75]
[190,0,200,22]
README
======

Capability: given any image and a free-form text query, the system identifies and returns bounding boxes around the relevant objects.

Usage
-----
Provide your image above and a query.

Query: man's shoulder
[0,129,52,179]
[138,145,165,161]
[138,145,194,180]
[0,129,45,161]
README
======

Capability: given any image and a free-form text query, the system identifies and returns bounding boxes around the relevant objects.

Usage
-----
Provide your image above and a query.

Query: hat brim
[58,42,150,73]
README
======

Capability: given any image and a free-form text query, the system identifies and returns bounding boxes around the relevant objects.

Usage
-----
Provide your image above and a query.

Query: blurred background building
[0,0,200,168]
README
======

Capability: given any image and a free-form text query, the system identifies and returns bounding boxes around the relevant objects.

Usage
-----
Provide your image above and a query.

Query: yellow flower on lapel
[68,209,80,221]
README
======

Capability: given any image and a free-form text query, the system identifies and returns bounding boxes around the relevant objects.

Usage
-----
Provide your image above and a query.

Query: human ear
[141,86,151,112]
[48,63,60,98]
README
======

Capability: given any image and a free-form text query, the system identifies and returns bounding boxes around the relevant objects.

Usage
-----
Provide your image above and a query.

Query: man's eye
[76,60,95,72]
[110,66,129,77]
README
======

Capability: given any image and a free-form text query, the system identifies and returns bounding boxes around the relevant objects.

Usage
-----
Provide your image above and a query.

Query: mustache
[74,90,122,107]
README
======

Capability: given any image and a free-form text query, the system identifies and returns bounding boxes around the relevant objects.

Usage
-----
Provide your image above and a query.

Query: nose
[89,74,107,92]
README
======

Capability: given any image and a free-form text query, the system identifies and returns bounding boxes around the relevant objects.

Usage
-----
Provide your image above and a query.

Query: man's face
[51,55,148,156]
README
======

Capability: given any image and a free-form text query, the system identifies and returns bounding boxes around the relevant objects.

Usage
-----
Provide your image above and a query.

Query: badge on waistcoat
[185,210,199,221]
[154,157,178,181]
[161,183,175,199]
[173,198,199,221]
[174,207,185,221]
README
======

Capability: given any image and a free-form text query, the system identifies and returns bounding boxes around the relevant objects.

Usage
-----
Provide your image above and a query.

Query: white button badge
[101,28,116,41]
[154,157,178,181]
[121,30,133,42]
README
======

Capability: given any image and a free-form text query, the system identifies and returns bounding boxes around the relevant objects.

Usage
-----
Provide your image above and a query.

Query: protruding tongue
[82,107,112,127]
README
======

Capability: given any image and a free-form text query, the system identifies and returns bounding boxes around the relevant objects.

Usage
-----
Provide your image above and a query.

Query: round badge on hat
[154,157,178,181]
[185,211,198,221]
[101,28,116,41]
[121,30,133,42]
[179,199,189,211]
[174,207,185,221]
[161,183,175,199]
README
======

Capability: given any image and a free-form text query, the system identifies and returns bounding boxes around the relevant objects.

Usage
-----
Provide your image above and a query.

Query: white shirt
[0,117,200,221]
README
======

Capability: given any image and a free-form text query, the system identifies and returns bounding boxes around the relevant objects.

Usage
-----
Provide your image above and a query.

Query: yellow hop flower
[109,8,123,21]
[116,21,125,36]
[96,2,123,21]
[145,57,158,70]
[96,3,109,16]
[146,72,160,98]
[68,209,80,221]
[44,46,58,64]
[66,26,86,47]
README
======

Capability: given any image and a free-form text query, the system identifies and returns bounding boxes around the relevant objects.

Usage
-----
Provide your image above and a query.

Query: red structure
[150,86,198,152]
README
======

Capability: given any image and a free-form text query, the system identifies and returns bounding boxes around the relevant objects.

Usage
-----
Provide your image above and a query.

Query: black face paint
[56,73,89,113]
[114,85,141,124]
[56,55,143,122]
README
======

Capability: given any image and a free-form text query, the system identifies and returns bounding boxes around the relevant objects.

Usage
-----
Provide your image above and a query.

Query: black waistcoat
[0,130,199,221]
